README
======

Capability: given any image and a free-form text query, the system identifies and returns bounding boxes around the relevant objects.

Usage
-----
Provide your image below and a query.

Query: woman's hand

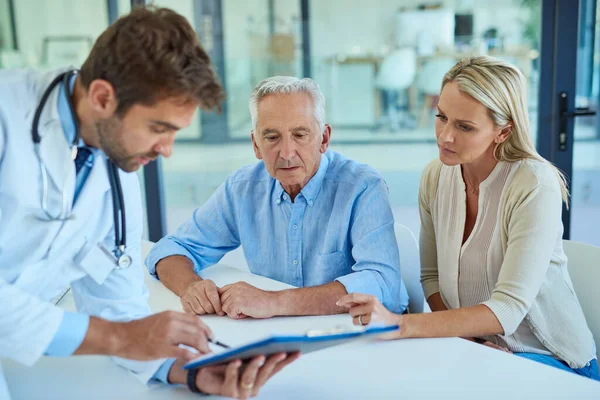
[336,293,402,338]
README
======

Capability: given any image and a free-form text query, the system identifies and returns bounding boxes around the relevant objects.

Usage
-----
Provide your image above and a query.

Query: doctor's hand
[169,352,300,399]
[108,311,213,361]
[337,293,402,338]
[219,282,278,319]
[181,279,225,316]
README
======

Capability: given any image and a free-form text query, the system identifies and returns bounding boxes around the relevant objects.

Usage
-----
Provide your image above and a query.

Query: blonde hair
[441,56,569,205]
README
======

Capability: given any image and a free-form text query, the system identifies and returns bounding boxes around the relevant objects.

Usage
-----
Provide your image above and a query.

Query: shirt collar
[273,152,330,207]
[57,73,86,147]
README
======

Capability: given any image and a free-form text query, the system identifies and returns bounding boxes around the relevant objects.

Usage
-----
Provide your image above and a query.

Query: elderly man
[146,76,409,319]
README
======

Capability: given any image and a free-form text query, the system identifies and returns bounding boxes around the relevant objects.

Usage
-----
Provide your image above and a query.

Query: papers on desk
[184,324,398,370]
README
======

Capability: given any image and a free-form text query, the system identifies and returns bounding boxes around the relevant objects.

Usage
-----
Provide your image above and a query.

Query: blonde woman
[337,56,599,380]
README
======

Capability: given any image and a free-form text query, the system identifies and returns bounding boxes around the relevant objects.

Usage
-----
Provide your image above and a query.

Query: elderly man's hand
[219,282,279,319]
[181,280,225,316]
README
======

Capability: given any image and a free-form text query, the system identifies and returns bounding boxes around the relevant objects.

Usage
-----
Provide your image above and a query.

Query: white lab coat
[0,68,163,397]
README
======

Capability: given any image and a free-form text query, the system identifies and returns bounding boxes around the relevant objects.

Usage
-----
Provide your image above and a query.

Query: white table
[4,264,599,399]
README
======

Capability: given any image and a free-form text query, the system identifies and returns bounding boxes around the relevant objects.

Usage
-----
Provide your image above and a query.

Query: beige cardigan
[419,158,596,368]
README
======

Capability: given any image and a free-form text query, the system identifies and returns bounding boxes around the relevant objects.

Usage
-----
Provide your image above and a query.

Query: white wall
[118,0,131,17]
[13,0,108,68]
[309,0,526,59]
[308,0,529,120]
[0,0,12,50]
[11,0,201,139]
[153,0,200,140]
[222,0,269,135]
[222,0,301,137]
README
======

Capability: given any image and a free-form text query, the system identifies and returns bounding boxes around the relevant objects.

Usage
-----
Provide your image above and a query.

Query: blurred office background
[1,0,598,246]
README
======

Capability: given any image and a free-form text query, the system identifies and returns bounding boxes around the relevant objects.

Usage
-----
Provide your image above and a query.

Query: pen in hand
[208,337,230,349]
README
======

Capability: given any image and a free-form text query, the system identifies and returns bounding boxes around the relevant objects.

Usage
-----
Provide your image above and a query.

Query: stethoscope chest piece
[117,254,132,269]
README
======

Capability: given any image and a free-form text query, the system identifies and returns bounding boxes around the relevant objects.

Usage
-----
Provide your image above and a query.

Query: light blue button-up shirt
[44,75,174,383]
[147,150,409,313]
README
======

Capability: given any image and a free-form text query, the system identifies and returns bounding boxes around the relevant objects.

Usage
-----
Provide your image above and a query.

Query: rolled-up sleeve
[482,184,563,336]
[152,358,177,385]
[335,179,408,314]
[146,180,241,278]
[44,312,90,356]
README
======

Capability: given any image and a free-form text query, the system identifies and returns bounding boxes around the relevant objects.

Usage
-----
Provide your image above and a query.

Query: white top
[419,158,597,368]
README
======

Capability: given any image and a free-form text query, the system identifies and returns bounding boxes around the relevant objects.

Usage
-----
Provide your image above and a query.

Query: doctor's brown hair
[79,6,224,116]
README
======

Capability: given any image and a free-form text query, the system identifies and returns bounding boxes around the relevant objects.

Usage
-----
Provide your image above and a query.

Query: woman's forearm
[397,304,504,339]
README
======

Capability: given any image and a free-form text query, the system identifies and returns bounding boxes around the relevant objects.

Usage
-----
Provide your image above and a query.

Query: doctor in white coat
[0,7,297,399]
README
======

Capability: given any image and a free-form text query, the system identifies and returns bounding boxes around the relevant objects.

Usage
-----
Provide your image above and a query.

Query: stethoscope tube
[106,160,126,255]
[31,70,129,267]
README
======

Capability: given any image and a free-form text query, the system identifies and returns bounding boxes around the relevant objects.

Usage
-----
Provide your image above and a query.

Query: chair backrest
[416,57,456,95]
[562,239,600,359]
[375,47,417,90]
[394,223,425,313]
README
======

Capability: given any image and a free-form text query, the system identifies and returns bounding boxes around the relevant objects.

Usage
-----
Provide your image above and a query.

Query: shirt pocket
[75,240,117,285]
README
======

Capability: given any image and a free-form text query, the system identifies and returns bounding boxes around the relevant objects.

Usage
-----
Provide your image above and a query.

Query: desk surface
[4,264,599,399]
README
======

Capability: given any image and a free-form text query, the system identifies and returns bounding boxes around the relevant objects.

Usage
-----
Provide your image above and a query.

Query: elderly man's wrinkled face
[251,92,330,200]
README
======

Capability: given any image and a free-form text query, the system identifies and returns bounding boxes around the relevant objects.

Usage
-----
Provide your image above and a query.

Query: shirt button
[283,195,288,200]
[293,224,298,230]
[308,200,314,206]
[276,199,281,204]
[293,259,299,265]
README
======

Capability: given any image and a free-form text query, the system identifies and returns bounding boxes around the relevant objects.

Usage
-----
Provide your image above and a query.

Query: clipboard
[184,324,399,370]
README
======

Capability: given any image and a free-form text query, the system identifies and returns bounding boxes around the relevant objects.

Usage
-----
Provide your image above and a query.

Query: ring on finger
[240,381,255,389]
[358,314,364,326]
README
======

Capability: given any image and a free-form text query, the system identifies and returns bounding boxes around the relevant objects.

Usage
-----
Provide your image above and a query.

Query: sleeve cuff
[152,358,177,385]
[145,238,198,279]
[44,312,90,357]
[421,279,440,300]
[482,292,527,336]
[336,270,408,313]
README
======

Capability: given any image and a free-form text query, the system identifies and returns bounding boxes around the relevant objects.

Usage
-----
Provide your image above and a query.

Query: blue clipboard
[184,324,398,370]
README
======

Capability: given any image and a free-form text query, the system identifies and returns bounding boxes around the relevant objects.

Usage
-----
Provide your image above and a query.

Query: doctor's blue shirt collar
[57,73,80,146]
[273,152,329,207]
[57,72,98,152]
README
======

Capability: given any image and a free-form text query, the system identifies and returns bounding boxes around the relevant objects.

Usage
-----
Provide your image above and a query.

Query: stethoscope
[31,70,132,269]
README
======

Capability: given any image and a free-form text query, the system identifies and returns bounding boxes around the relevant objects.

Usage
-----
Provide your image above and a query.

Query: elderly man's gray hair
[249,76,326,134]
